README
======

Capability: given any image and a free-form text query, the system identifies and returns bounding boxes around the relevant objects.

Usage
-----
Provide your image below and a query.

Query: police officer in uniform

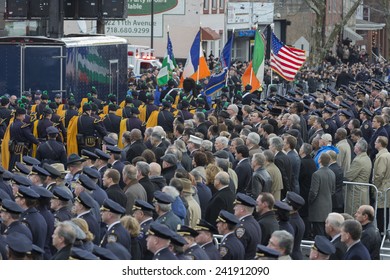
[100,198,132,255]
[9,107,40,170]
[177,225,210,260]
[194,219,221,260]
[48,102,67,142]
[233,193,262,260]
[36,107,54,140]
[0,199,32,240]
[157,100,175,135]
[50,187,73,222]
[360,107,374,142]
[132,199,154,260]
[216,210,245,260]
[77,103,107,153]
[103,103,121,135]
[284,191,305,260]
[36,126,67,166]
[322,108,337,136]
[274,200,295,236]
[125,107,143,132]
[147,222,178,260]
[16,186,48,251]
[153,191,181,231]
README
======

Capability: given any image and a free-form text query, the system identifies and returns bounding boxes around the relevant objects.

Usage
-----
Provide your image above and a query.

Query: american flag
[270,32,306,81]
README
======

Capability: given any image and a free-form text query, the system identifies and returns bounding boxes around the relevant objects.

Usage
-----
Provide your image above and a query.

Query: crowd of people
[0,53,389,260]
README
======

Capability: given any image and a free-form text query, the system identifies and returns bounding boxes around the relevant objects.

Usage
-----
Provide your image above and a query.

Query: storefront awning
[343,26,363,41]
[356,19,386,31]
[201,27,221,41]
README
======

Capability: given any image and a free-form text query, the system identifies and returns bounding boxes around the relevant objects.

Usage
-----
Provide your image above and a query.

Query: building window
[212,0,217,10]
[219,0,224,10]
[204,0,209,10]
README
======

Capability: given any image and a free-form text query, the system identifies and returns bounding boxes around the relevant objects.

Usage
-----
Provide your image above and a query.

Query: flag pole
[270,23,274,94]
[197,26,201,83]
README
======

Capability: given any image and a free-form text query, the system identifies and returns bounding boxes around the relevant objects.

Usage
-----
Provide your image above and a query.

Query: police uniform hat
[147,222,174,240]
[81,149,99,161]
[69,247,99,260]
[326,101,339,110]
[284,191,305,209]
[177,225,199,238]
[195,219,217,233]
[0,199,24,214]
[339,110,353,118]
[132,199,155,212]
[181,99,190,108]
[162,100,172,108]
[16,186,40,200]
[22,156,41,166]
[67,153,86,165]
[170,232,188,246]
[218,110,230,119]
[82,103,92,111]
[160,154,178,165]
[46,126,59,135]
[106,242,132,260]
[188,135,202,145]
[313,235,336,256]
[30,165,50,177]
[255,244,280,259]
[153,190,175,204]
[100,198,126,215]
[41,94,49,101]
[75,192,95,209]
[92,245,119,260]
[82,166,101,180]
[77,174,97,191]
[245,84,252,91]
[106,145,122,154]
[274,200,292,212]
[373,84,382,91]
[103,136,117,146]
[14,162,31,175]
[0,189,11,202]
[52,187,73,201]
[6,232,32,254]
[216,210,239,225]
[108,103,118,112]
[12,174,33,187]
[94,149,110,161]
[131,107,140,115]
[360,107,373,117]
[234,193,257,207]
[213,150,229,159]
[15,107,26,115]
[346,94,357,102]
[269,107,282,116]
[43,163,61,179]
[339,101,351,109]
[322,108,334,115]
[31,185,53,199]
[31,244,45,257]
[251,98,262,106]
[0,96,9,106]
[42,107,53,115]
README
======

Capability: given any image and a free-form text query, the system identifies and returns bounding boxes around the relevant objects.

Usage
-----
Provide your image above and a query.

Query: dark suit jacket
[328,162,344,211]
[274,151,292,194]
[298,155,317,217]
[257,211,279,245]
[51,245,72,260]
[126,140,147,163]
[234,158,252,193]
[106,184,127,209]
[196,122,208,139]
[204,187,235,227]
[344,241,371,260]
[330,235,347,260]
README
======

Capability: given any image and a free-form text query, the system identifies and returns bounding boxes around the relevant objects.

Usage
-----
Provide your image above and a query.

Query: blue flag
[204,35,233,96]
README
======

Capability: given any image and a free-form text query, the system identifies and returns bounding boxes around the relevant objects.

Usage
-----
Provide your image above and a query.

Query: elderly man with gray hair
[249,153,272,199]
[325,212,347,260]
[136,161,158,205]
[246,132,262,157]
[267,230,294,260]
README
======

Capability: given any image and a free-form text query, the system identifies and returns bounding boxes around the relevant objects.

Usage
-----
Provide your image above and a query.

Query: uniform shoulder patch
[235,227,246,238]
[364,124,369,129]
[107,234,118,243]
[21,122,31,128]
[219,246,228,257]
[94,118,102,124]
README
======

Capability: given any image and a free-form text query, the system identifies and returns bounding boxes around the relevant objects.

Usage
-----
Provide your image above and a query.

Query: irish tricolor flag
[242,30,265,92]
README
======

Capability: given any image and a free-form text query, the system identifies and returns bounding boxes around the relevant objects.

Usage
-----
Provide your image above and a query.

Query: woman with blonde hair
[120,215,142,260]
[71,218,95,252]
[205,164,221,194]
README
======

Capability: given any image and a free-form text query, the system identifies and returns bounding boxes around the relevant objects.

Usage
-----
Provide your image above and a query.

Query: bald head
[149,162,162,176]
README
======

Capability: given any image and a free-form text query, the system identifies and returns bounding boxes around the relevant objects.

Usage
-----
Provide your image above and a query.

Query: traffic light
[101,0,127,19]
[5,0,28,19]
[29,0,50,18]
[78,0,99,18]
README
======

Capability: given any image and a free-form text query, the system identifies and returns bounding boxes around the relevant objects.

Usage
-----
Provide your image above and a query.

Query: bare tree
[303,0,363,65]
